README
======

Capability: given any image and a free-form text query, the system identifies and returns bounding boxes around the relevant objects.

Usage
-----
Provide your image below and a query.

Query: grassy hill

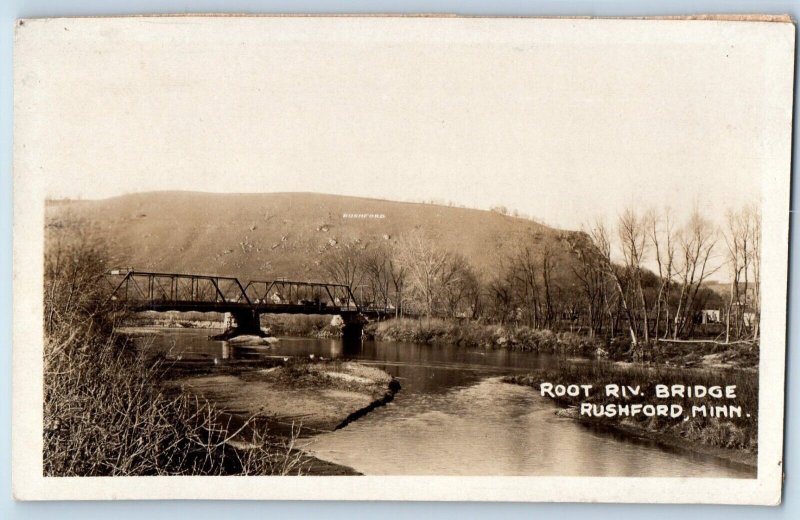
[45,191,579,283]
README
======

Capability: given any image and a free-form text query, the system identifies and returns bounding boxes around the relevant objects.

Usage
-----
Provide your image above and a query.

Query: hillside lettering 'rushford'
[342,213,386,219]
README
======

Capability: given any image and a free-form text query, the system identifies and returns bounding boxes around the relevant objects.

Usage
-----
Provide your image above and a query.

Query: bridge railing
[106,270,251,306]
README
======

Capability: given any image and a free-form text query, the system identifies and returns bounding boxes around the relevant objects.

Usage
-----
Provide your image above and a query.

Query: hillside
[45,191,579,283]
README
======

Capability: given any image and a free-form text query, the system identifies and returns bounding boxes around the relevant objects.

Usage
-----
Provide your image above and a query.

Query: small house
[698,309,720,324]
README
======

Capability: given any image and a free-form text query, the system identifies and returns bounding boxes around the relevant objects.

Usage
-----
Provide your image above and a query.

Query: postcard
[12,15,794,503]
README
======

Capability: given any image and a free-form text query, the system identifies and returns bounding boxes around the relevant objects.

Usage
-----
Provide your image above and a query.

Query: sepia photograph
[12,15,794,503]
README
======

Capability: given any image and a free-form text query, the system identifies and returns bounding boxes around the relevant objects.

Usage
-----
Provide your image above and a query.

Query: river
[136,328,754,478]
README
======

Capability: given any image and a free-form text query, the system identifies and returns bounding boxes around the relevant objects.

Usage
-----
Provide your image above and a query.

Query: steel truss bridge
[105,269,388,337]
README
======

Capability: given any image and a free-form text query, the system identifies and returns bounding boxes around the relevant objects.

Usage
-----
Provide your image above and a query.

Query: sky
[15,16,779,231]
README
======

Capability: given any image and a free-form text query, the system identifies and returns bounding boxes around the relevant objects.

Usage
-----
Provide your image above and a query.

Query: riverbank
[130,332,405,474]
[365,317,599,354]
[173,357,401,433]
[42,232,328,475]
[153,351,400,475]
[364,318,759,369]
[503,361,758,471]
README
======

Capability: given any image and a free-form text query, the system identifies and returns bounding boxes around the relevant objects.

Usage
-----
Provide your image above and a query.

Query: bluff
[46,191,580,282]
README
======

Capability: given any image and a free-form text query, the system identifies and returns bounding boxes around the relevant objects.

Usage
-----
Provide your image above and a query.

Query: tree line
[317,203,761,345]
[575,205,760,346]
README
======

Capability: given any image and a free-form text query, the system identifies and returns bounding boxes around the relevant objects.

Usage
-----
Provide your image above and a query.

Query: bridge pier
[341,313,368,341]
[215,309,265,339]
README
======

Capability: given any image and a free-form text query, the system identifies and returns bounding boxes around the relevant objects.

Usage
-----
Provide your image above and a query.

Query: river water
[138,328,754,478]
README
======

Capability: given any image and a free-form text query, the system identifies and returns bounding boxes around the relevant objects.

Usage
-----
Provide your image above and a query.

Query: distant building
[698,309,720,324]
[743,311,757,328]
[731,302,758,329]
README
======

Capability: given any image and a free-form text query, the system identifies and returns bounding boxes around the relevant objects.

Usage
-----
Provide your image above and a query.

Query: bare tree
[387,247,408,318]
[487,270,516,324]
[748,203,761,340]
[394,231,449,317]
[724,203,761,341]
[646,208,676,341]
[439,253,479,318]
[722,208,745,343]
[617,208,651,343]
[509,246,542,328]
[672,207,719,338]
[362,244,392,310]
[589,220,640,346]
[320,242,367,294]
[572,231,610,338]
[541,244,557,329]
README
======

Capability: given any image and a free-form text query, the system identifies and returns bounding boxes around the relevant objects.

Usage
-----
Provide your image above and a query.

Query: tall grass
[43,217,305,476]
[44,335,304,476]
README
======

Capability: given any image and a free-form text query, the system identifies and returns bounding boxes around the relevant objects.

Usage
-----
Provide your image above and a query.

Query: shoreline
[364,318,759,370]
[154,349,400,476]
[123,315,759,371]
